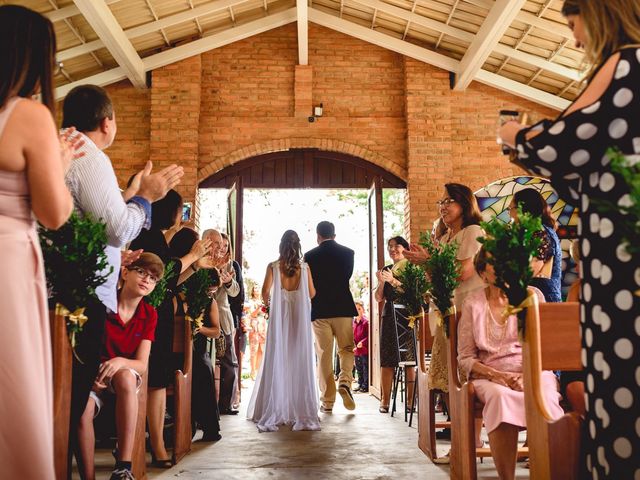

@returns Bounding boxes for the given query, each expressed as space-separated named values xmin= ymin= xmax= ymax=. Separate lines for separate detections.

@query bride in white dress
xmin=247 ymin=230 xmax=321 ymax=432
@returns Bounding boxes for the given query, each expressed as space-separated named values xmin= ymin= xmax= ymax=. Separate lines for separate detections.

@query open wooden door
xmin=227 ymin=177 xmax=244 ymax=264
xmin=368 ymin=176 xmax=384 ymax=399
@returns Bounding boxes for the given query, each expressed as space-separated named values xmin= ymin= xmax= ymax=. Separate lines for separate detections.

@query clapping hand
xmin=191 ymin=238 xmax=212 ymax=260
xmin=219 ymin=268 xmax=234 ymax=285
xmin=59 ymin=127 xmax=85 ymax=171
xmin=137 ymin=162 xmax=185 ymax=202
xmin=403 ymin=244 xmax=430 ymax=265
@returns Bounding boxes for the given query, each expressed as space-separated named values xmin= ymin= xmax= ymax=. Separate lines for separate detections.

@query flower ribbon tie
xmin=56 ymin=303 xmax=89 ymax=363
xmin=502 ymin=295 xmax=536 ymax=320
xmin=407 ymin=314 xmax=421 ymax=329
xmin=187 ymin=314 xmax=205 ymax=337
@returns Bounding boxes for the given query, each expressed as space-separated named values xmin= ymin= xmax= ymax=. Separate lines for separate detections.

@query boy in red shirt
xmin=77 ymin=253 xmax=163 ymax=480
xmin=352 ymin=302 xmax=369 ymax=393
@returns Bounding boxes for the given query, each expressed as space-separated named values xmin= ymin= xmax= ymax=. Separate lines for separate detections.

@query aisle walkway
xmin=147 ymin=384 xmax=530 ymax=480
xmin=151 ymin=388 xmax=449 ymax=480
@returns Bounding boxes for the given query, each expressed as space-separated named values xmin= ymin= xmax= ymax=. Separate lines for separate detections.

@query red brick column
xmin=150 ymin=55 xmax=202 ymax=206
xmin=404 ymin=59 xmax=453 ymax=242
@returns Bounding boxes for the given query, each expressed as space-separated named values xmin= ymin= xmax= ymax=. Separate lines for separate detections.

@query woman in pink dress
xmin=457 ymin=248 xmax=564 ymax=480
xmin=0 ymin=6 xmax=76 ymax=478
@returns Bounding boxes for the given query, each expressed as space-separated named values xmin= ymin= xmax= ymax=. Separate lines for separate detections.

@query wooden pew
xmin=171 ymin=315 xmax=193 ymax=464
xmin=416 ymin=313 xmax=450 ymax=460
xmin=132 ymin=371 xmax=149 ymax=480
xmin=50 ymin=309 xmax=72 ymax=480
xmin=447 ymin=311 xmax=528 ymax=479
xmin=522 ymin=300 xmax=582 ymax=480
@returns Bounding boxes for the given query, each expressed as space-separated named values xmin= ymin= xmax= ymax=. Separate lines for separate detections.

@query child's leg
xmin=77 ymin=395 xmax=98 ymax=480
xmin=362 ymin=356 xmax=369 ymax=391
xmin=111 ymin=369 xmax=139 ymax=462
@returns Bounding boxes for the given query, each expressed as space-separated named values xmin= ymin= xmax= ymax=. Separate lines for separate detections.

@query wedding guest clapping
xmin=0 ymin=5 xmax=77 ymax=477
xmin=374 ymin=236 xmax=414 ymax=412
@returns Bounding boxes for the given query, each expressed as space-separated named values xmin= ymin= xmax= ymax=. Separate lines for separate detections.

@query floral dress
xmin=515 ymin=47 xmax=640 ymax=479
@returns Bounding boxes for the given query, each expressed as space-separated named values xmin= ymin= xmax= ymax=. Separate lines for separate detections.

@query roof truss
xmin=49 ymin=0 xmax=582 ymax=110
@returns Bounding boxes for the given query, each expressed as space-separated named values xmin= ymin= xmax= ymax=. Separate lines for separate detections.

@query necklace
xmin=485 ymin=298 xmax=509 ymax=348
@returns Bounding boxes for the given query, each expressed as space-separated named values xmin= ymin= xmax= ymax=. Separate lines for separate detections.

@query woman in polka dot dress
xmin=498 ymin=1 xmax=640 ymax=478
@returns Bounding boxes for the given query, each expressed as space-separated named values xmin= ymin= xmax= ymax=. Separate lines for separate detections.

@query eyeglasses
xmin=128 ymin=267 xmax=159 ymax=283
xmin=436 ymin=198 xmax=457 ymax=207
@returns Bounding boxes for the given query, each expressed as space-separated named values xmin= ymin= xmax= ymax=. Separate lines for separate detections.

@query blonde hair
xmin=564 ymin=0 xmax=640 ymax=80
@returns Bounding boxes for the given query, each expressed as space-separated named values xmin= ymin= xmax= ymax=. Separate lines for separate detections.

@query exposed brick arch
xmin=198 ymin=138 xmax=407 ymax=183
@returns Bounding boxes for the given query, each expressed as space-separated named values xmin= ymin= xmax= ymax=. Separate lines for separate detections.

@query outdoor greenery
xmin=419 ymin=232 xmax=460 ymax=337
xmin=478 ymin=207 xmax=542 ymax=336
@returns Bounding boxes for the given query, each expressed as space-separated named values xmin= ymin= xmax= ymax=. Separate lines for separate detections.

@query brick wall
xmin=104 ymin=23 xmax=555 ymax=239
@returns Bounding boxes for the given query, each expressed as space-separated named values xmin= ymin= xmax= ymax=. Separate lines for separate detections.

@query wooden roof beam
xmin=72 ymin=0 xmax=146 ymax=89
xmin=297 ymin=0 xmax=309 ymax=65
xmin=308 ymin=8 xmax=459 ymax=72
xmin=46 ymin=0 xmax=121 ymax=23
xmin=58 ymin=0 xmax=252 ymax=62
xmin=453 ymin=0 xmax=527 ymax=91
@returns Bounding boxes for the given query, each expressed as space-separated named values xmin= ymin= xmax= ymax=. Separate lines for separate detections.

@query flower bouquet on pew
xmin=145 ymin=259 xmax=177 ymax=308
xmin=477 ymin=208 xmax=542 ymax=338
xmin=394 ymin=261 xmax=429 ymax=330
xmin=181 ymin=267 xmax=219 ymax=338
xmin=418 ymin=232 xmax=460 ymax=337
xmin=39 ymin=212 xmax=111 ymax=358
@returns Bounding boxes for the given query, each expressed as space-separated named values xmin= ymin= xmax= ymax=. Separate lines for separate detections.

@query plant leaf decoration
xmin=145 ymin=260 xmax=177 ymax=308
xmin=394 ymin=261 xmax=429 ymax=328
xmin=478 ymin=207 xmax=542 ymax=336
xmin=419 ymin=232 xmax=460 ymax=337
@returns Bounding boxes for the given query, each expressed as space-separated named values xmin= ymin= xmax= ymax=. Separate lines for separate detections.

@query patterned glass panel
xmin=475 ymin=176 xmax=580 ymax=299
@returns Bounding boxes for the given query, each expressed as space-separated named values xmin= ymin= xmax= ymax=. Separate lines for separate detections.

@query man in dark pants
xmin=229 ymin=259 xmax=245 ymax=406
xmin=304 ymin=221 xmax=358 ymax=413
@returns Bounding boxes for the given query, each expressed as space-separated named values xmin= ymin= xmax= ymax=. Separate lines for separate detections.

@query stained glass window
xmin=474 ymin=176 xmax=580 ymax=298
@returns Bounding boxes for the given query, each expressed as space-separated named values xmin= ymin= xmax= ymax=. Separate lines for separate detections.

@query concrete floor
xmin=87 ymin=383 xmax=531 ymax=479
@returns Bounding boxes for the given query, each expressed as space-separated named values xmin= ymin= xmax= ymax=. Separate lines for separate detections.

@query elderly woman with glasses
xmin=405 ymin=183 xmax=486 ymax=462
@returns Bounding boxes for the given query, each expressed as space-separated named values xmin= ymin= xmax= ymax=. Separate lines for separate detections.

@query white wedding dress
xmin=247 ymin=261 xmax=321 ymax=432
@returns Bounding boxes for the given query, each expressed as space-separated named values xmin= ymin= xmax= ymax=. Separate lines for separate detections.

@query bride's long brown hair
xmin=278 ymin=230 xmax=302 ymax=277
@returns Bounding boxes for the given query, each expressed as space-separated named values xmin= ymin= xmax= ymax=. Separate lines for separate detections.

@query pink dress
xmin=457 ymin=288 xmax=564 ymax=433
xmin=0 ymin=98 xmax=55 ymax=477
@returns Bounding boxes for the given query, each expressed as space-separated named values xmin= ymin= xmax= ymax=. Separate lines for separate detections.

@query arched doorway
xmin=198 ymin=148 xmax=406 ymax=398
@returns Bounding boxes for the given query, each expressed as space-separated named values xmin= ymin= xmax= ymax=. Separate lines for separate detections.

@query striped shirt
xmin=64 ymin=132 xmax=150 ymax=312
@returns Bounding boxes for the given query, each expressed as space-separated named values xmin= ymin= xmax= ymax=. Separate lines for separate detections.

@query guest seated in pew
xmin=77 ymin=253 xmax=164 ymax=480
xmin=457 ymin=248 xmax=564 ymax=480
xmin=169 ymin=228 xmax=222 ymax=442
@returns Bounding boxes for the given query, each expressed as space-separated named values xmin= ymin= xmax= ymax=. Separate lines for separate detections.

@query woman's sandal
xmin=379 ymin=405 xmax=390 ymax=413
xmin=150 ymin=451 xmax=173 ymax=469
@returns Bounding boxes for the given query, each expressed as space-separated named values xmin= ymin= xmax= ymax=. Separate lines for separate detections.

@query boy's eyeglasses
xmin=128 ymin=266 xmax=159 ymax=283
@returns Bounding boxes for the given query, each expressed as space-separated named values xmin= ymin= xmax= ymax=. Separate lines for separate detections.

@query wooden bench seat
xmin=522 ymin=300 xmax=582 ymax=480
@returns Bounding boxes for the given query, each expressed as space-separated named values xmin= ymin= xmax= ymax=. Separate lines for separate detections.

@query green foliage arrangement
xmin=182 ymin=268 xmax=215 ymax=337
xmin=145 ymin=260 xmax=177 ymax=308
xmin=394 ymin=261 xmax=429 ymax=329
xmin=594 ymin=148 xmax=640 ymax=259
xmin=419 ymin=232 xmax=460 ymax=337
xmin=478 ymin=207 xmax=542 ymax=336
xmin=39 ymin=212 xmax=112 ymax=352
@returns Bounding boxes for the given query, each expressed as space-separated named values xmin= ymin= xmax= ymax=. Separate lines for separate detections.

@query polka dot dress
xmin=516 ymin=47 xmax=640 ymax=479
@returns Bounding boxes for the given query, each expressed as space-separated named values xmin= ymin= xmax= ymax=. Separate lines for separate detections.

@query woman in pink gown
xmin=457 ymin=248 xmax=564 ymax=480
xmin=0 ymin=6 xmax=76 ymax=478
